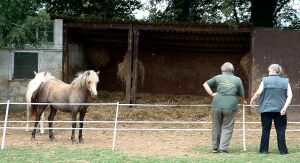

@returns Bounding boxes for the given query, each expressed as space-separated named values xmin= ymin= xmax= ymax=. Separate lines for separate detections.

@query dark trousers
xmin=260 ymin=112 xmax=288 ymax=154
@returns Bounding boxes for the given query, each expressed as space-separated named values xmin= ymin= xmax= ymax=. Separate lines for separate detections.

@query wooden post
xmin=63 ymin=27 xmax=69 ymax=82
xmin=125 ymin=26 xmax=133 ymax=104
xmin=131 ymin=29 xmax=139 ymax=103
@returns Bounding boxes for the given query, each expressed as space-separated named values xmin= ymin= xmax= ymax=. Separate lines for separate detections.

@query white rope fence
xmin=0 ymin=100 xmax=299 ymax=151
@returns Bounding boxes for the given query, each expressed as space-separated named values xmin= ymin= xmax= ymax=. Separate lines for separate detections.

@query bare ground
xmin=1 ymin=92 xmax=299 ymax=156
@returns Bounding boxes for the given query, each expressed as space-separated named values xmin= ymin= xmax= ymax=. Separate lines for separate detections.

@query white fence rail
xmin=1 ymin=101 xmax=299 ymax=151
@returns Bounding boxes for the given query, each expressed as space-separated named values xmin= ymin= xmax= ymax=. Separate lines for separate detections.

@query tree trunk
xmin=174 ymin=0 xmax=193 ymax=21
xmin=250 ymin=0 xmax=277 ymax=27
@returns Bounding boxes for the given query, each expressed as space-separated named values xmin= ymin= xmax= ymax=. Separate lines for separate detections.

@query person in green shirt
xmin=203 ymin=62 xmax=245 ymax=154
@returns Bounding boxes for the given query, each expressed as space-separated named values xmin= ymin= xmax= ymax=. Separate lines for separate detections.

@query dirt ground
xmin=1 ymin=92 xmax=299 ymax=156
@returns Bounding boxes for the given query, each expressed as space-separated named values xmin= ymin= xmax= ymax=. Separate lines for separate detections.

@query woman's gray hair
xmin=268 ymin=64 xmax=283 ymax=76
xmin=221 ymin=62 xmax=234 ymax=73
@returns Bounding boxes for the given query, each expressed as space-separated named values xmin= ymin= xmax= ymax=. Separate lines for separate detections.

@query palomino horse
xmin=26 ymin=71 xmax=55 ymax=133
xmin=31 ymin=70 xmax=99 ymax=143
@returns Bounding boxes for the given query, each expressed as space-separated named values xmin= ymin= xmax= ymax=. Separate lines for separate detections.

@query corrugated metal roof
xmin=62 ymin=17 xmax=252 ymax=54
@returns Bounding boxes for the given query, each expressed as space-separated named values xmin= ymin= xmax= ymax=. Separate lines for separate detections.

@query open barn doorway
xmin=63 ymin=21 xmax=252 ymax=103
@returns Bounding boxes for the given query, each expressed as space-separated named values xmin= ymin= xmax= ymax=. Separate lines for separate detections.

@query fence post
xmin=242 ymin=102 xmax=247 ymax=151
xmin=1 ymin=100 xmax=10 ymax=150
xmin=112 ymin=102 xmax=120 ymax=151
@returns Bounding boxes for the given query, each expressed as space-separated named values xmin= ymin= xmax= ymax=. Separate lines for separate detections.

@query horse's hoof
xmin=79 ymin=139 xmax=84 ymax=144
xmin=31 ymin=137 xmax=35 ymax=141
xmin=71 ymin=138 xmax=77 ymax=144
xmin=50 ymin=138 xmax=56 ymax=142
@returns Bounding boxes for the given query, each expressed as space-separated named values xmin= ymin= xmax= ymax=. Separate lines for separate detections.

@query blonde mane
xmin=71 ymin=71 xmax=88 ymax=88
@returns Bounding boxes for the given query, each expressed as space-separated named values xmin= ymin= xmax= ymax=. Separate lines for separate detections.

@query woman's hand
xmin=250 ymin=98 xmax=256 ymax=108
xmin=211 ymin=92 xmax=218 ymax=97
xmin=280 ymin=108 xmax=287 ymax=115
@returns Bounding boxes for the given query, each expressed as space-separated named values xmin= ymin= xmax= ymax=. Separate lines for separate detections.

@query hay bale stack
xmin=117 ymin=54 xmax=145 ymax=89
xmin=86 ymin=47 xmax=110 ymax=69
xmin=240 ymin=52 xmax=251 ymax=77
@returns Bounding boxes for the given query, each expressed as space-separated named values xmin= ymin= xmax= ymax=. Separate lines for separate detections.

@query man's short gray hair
xmin=221 ymin=62 xmax=234 ymax=73
xmin=268 ymin=64 xmax=283 ymax=76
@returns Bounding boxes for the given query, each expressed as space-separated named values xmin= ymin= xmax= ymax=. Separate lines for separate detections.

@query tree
xmin=249 ymin=0 xmax=292 ymax=27
xmin=148 ymin=0 xmax=299 ymax=28
xmin=40 ymin=0 xmax=142 ymax=20
xmin=0 ymin=0 xmax=50 ymax=48
xmin=148 ymin=0 xmax=222 ymax=22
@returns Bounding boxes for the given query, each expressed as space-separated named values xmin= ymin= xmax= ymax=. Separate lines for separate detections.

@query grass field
xmin=1 ymin=144 xmax=300 ymax=163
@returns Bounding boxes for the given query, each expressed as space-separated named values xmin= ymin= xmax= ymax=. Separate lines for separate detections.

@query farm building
xmin=0 ymin=19 xmax=63 ymax=111
xmin=0 ymin=18 xmax=300 ymax=120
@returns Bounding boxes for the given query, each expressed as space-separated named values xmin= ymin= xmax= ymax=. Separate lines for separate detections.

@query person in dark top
xmin=250 ymin=64 xmax=292 ymax=155
xmin=203 ymin=62 xmax=245 ymax=154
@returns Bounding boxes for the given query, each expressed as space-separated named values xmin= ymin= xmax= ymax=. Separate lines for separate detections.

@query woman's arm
xmin=250 ymin=82 xmax=264 ymax=107
xmin=280 ymin=83 xmax=292 ymax=115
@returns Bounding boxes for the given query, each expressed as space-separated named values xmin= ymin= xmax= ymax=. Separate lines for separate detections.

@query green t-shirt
xmin=206 ymin=72 xmax=245 ymax=110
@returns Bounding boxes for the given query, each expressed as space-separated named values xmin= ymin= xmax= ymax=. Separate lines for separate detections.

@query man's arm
xmin=203 ymin=82 xmax=217 ymax=97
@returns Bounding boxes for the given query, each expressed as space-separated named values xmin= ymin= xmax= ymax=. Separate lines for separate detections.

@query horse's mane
xmin=71 ymin=71 xmax=88 ymax=88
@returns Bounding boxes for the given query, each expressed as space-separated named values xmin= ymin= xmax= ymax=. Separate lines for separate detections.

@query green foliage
xmin=148 ymin=0 xmax=251 ymax=24
xmin=0 ymin=0 xmax=50 ymax=48
xmin=276 ymin=4 xmax=300 ymax=29
xmin=148 ymin=0 xmax=300 ymax=29
xmin=41 ymin=0 xmax=142 ymax=20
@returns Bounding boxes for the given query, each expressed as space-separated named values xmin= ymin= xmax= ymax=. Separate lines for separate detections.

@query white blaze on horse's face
xmin=86 ymin=71 xmax=99 ymax=97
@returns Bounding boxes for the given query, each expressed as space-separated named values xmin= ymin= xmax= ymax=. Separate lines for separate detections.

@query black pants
xmin=260 ymin=112 xmax=288 ymax=154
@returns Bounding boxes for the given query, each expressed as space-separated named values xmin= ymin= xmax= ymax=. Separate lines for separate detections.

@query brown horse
xmin=31 ymin=70 xmax=99 ymax=143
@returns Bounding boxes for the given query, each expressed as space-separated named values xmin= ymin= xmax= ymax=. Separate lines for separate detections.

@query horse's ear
xmin=34 ymin=71 xmax=38 ymax=76
xmin=44 ymin=71 xmax=47 ymax=76
xmin=97 ymin=71 xmax=100 ymax=75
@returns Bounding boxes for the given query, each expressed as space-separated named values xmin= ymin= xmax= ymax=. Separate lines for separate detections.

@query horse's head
xmin=85 ymin=70 xmax=100 ymax=97
xmin=34 ymin=71 xmax=55 ymax=82
xmin=44 ymin=72 xmax=55 ymax=80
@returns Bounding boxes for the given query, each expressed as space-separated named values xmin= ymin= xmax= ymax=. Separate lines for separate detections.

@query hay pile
xmin=117 ymin=54 xmax=145 ymax=88
xmin=240 ymin=52 xmax=250 ymax=77
xmin=86 ymin=47 xmax=110 ymax=70
xmin=88 ymin=91 xmax=213 ymax=122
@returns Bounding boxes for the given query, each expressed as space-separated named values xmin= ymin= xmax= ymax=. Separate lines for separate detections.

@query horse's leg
xmin=48 ymin=106 xmax=57 ymax=142
xmin=31 ymin=106 xmax=45 ymax=141
xmin=71 ymin=112 xmax=77 ymax=144
xmin=39 ymin=112 xmax=45 ymax=134
xmin=78 ymin=109 xmax=87 ymax=143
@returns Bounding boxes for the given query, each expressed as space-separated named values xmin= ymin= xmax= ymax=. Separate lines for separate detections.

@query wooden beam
xmin=131 ymin=29 xmax=140 ymax=104
xmin=125 ymin=26 xmax=133 ymax=104
xmin=65 ymin=23 xmax=130 ymax=30
xmin=63 ymin=27 xmax=69 ymax=82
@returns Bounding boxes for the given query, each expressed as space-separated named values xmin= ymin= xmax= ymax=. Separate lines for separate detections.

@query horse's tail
xmin=30 ymin=82 xmax=43 ymax=117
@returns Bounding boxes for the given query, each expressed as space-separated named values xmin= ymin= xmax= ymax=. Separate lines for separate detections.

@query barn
xmin=0 ymin=18 xmax=300 ymax=120
xmin=63 ymin=18 xmax=252 ymax=102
